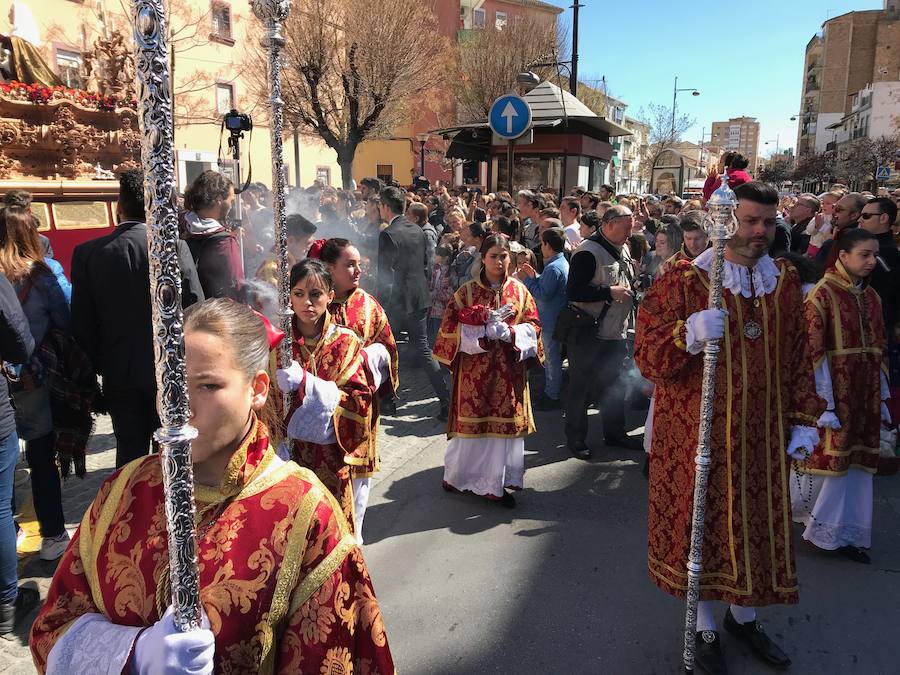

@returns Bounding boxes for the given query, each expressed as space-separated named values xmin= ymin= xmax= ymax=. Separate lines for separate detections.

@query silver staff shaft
xmin=682 ymin=177 xmax=737 ymax=672
xmin=131 ymin=0 xmax=201 ymax=631
xmin=252 ymin=0 xmax=293 ymax=410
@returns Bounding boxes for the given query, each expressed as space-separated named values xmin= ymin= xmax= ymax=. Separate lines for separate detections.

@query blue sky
xmin=545 ymin=0 xmax=883 ymax=157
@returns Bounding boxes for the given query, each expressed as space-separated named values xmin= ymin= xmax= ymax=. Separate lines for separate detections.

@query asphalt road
xmin=364 ymin=379 xmax=900 ymax=675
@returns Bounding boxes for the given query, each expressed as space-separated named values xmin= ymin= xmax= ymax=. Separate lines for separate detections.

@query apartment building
xmin=796 ymin=1 xmax=900 ymax=156
xmin=710 ymin=117 xmax=761 ymax=174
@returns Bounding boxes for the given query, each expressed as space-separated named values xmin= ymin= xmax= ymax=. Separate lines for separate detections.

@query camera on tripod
xmin=223 ymin=109 xmax=252 ymax=134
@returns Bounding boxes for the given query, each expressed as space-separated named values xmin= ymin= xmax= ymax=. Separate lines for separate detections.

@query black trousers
xmin=105 ymin=387 xmax=160 ymax=468
xmin=388 ymin=307 xmax=448 ymax=406
xmin=564 ymin=337 xmax=628 ymax=445
xmin=25 ymin=433 xmax=65 ymax=538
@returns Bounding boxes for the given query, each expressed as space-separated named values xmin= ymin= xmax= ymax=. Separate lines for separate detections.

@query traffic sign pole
xmin=507 ymin=140 xmax=514 ymax=196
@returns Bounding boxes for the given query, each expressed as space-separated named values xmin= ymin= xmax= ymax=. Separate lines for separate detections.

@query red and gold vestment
xmin=804 ymin=262 xmax=886 ymax=476
xmin=330 ymin=287 xmax=399 ymax=478
xmin=635 ymin=258 xmax=823 ymax=606
xmin=289 ymin=314 xmax=373 ymax=532
xmin=432 ymin=276 xmax=542 ymax=439
xmin=30 ymin=419 xmax=394 ymax=674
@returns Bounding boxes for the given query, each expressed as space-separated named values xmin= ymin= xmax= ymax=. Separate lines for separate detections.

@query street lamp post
xmin=764 ymin=134 xmax=780 ymax=156
xmin=672 ymin=75 xmax=700 ymax=138
xmin=416 ymin=132 xmax=429 ymax=179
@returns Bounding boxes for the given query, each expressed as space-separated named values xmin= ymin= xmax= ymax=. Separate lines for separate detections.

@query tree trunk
xmin=337 ymin=145 xmax=357 ymax=189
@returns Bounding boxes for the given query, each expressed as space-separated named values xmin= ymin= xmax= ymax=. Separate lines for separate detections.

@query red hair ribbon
xmin=307 ymin=238 xmax=328 ymax=260
xmin=251 ymin=309 xmax=286 ymax=351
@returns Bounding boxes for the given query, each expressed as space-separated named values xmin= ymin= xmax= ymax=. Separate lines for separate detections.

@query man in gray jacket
xmin=564 ymin=205 xmax=641 ymax=459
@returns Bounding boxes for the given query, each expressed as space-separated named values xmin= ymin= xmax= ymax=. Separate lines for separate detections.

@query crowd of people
xmin=0 ymin=153 xmax=897 ymax=672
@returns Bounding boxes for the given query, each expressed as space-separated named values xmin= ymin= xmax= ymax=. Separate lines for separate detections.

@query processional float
xmin=128 ymin=0 xmax=293 ymax=631
xmin=681 ymin=178 xmax=739 ymax=672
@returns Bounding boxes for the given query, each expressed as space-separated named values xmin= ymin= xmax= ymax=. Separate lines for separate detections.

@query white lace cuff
xmin=46 ymin=612 xmax=141 ymax=675
xmin=881 ymin=370 xmax=890 ymax=401
xmin=363 ymin=342 xmax=390 ymax=392
xmin=788 ymin=425 xmax=820 ymax=458
xmin=459 ymin=324 xmax=487 ymax=355
xmin=511 ymin=323 xmax=538 ymax=361
xmin=286 ymin=375 xmax=339 ymax=445
xmin=814 ymin=360 xmax=836 ymax=409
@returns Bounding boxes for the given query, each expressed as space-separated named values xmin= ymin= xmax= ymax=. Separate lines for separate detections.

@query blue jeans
xmin=542 ymin=333 xmax=563 ymax=400
xmin=0 ymin=431 xmax=20 ymax=603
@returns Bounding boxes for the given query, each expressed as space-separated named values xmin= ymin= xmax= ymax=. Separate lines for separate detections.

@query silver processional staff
xmin=682 ymin=177 xmax=738 ymax=673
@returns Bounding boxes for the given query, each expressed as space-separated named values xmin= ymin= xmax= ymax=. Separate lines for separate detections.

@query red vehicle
xmin=1 ymin=180 xmax=119 ymax=277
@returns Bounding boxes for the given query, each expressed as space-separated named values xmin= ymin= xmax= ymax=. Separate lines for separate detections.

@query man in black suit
xmin=71 ymin=169 xmax=204 ymax=467
xmin=377 ymin=186 xmax=449 ymax=418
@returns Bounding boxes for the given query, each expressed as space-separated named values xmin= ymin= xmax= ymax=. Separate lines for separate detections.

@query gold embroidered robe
xmin=432 ymin=276 xmax=542 ymax=438
xmin=804 ymin=262 xmax=886 ymax=475
xmin=635 ymin=259 xmax=823 ymax=606
xmin=330 ymin=287 xmax=399 ymax=478
xmin=289 ymin=315 xmax=372 ymax=531
xmin=29 ymin=420 xmax=395 ymax=674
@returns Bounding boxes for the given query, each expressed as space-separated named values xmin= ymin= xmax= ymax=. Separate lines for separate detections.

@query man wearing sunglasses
xmin=860 ymin=197 xmax=900 ymax=334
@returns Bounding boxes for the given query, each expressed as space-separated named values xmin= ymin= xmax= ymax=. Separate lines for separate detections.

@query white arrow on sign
xmin=501 ymin=101 xmax=518 ymax=134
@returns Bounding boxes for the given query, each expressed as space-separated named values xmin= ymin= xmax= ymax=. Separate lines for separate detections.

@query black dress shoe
xmin=499 ymin=491 xmax=516 ymax=508
xmin=567 ymin=440 xmax=591 ymax=460
xmin=605 ymin=435 xmax=644 ymax=451
xmin=837 ymin=545 xmax=871 ymax=564
xmin=723 ymin=608 xmax=790 ymax=669
xmin=694 ymin=630 xmax=728 ymax=675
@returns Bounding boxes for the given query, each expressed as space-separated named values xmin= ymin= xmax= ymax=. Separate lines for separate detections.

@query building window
xmin=315 ymin=166 xmax=331 ymax=186
xmin=472 ymin=8 xmax=485 ymax=29
xmin=215 ymin=83 xmax=234 ymax=115
xmin=376 ymin=164 xmax=393 ymax=184
xmin=495 ymin=11 xmax=507 ymax=30
xmin=211 ymin=2 xmax=233 ymax=41
xmin=56 ymin=49 xmax=83 ymax=89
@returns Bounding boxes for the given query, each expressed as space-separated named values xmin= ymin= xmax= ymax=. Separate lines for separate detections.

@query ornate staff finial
xmin=681 ymin=175 xmax=738 ymax=673
xmin=131 ymin=0 xmax=201 ymax=632
xmin=252 ymin=0 xmax=293 ymax=408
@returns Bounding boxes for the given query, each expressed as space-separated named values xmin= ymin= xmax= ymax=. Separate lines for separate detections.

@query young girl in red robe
xmin=792 ymin=228 xmax=891 ymax=563
xmin=30 ymin=298 xmax=394 ymax=674
xmin=433 ymin=234 xmax=542 ymax=508
xmin=319 ymin=238 xmax=398 ymax=543
xmin=277 ymin=259 xmax=373 ymax=536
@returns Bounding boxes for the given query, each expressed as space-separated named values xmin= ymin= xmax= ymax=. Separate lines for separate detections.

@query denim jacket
xmin=14 ymin=258 xmax=71 ymax=349
xmin=523 ymin=252 xmax=569 ymax=336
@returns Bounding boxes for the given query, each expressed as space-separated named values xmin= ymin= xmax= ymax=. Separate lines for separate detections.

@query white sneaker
xmin=39 ymin=531 xmax=71 ymax=561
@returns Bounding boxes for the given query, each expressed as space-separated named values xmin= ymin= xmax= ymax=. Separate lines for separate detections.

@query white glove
xmin=684 ymin=308 xmax=727 ymax=354
xmin=687 ymin=308 xmax=726 ymax=342
xmin=786 ymin=426 xmax=819 ymax=460
xmin=817 ymin=411 xmax=841 ymax=430
xmin=882 ymin=402 xmax=893 ymax=426
xmin=276 ymin=360 xmax=305 ymax=393
xmin=485 ymin=320 xmax=512 ymax=342
xmin=132 ymin=606 xmax=215 ymax=675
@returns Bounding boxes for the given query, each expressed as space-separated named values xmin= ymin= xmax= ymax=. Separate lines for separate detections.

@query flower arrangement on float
xmin=0 ymin=80 xmax=135 ymax=111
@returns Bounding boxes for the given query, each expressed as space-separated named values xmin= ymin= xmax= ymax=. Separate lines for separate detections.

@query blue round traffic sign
xmin=489 ymin=95 xmax=532 ymax=140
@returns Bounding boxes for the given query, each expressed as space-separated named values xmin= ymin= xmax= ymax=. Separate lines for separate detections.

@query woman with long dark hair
xmin=0 ymin=206 xmax=70 ymax=561
xmin=277 ymin=259 xmax=374 ymax=533
xmin=319 ymin=239 xmax=398 ymax=542
xmin=433 ymin=234 xmax=543 ymax=507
